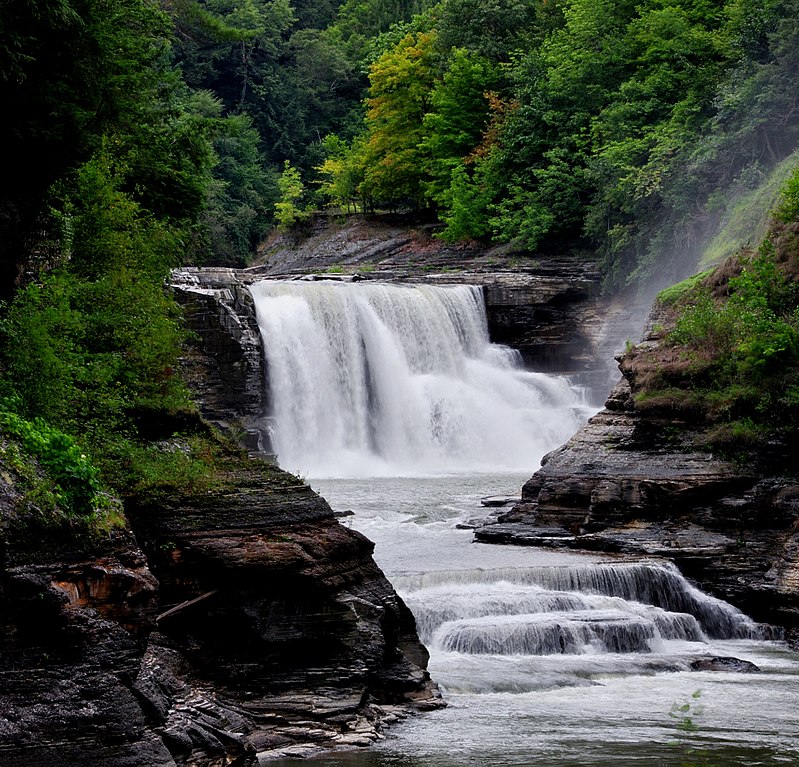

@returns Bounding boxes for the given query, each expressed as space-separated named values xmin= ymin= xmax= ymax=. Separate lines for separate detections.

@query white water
xmin=250 ymin=282 xmax=799 ymax=766
xmin=250 ymin=280 xmax=592 ymax=477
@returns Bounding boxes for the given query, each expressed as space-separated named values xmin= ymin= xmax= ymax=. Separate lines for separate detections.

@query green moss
xmin=633 ymin=387 xmax=707 ymax=414
xmin=701 ymin=150 xmax=799 ymax=268
xmin=656 ymin=270 xmax=713 ymax=306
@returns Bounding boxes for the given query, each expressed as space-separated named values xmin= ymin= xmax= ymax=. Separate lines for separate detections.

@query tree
xmin=359 ymin=30 xmax=439 ymax=208
xmin=274 ymin=160 xmax=310 ymax=229
xmin=0 ymin=0 xmax=180 ymax=297
xmin=421 ymin=48 xmax=499 ymax=206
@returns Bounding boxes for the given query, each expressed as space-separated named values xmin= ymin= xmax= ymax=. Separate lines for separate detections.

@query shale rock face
xmin=128 ymin=455 xmax=440 ymax=763
xmin=476 ymin=377 xmax=799 ymax=636
xmin=0 ymin=508 xmax=170 ymax=766
xmin=0 ymin=455 xmax=440 ymax=765
xmin=172 ymin=268 xmax=267 ymax=453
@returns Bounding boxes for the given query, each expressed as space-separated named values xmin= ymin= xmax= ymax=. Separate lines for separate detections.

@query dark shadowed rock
xmin=1 ymin=453 xmax=442 ymax=765
xmin=689 ymin=656 xmax=760 ymax=673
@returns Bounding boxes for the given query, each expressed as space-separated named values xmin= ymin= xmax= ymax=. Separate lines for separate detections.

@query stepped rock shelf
xmin=475 ymin=376 xmax=799 ymax=642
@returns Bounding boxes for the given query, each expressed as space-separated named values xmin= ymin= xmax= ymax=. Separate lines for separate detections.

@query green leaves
xmin=274 ymin=160 xmax=311 ymax=229
xmin=0 ymin=408 xmax=103 ymax=517
xmin=359 ymin=30 xmax=439 ymax=207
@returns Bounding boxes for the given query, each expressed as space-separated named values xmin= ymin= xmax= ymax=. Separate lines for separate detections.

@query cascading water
xmin=251 ymin=281 xmax=799 ymax=766
xmin=250 ymin=280 xmax=591 ymax=477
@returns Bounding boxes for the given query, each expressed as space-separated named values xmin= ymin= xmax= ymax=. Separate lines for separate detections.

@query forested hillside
xmin=2 ymin=0 xmax=799 ymax=529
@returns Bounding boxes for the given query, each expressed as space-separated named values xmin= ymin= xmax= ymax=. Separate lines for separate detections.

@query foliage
xmin=202 ymin=105 xmax=279 ymax=265
xmin=670 ymin=241 xmax=799 ymax=375
xmin=274 ymin=160 xmax=311 ymax=229
xmin=656 ymin=271 xmax=714 ymax=305
xmin=669 ymin=690 xmax=714 ymax=767
xmin=0 ymin=405 xmax=115 ymax=522
xmin=316 ymin=135 xmax=366 ymax=212
xmin=639 ymin=230 xmax=799 ymax=452
xmin=776 ymin=161 xmax=799 ymax=223
xmin=358 ymin=30 xmax=440 ymax=208
xmin=420 ymin=48 xmax=499 ymax=207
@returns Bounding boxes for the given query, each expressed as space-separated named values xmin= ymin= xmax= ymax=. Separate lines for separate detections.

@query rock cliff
xmin=1 ymin=394 xmax=440 ymax=762
xmin=475 ymin=376 xmax=799 ymax=641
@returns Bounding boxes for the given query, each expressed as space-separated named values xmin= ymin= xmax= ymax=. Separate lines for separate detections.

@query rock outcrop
xmin=475 ymin=376 xmax=799 ymax=639
xmin=172 ymin=268 xmax=268 ymax=453
xmin=1 ymin=371 xmax=440 ymax=763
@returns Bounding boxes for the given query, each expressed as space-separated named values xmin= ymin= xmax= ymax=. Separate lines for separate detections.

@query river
xmin=305 ymin=474 xmax=799 ymax=767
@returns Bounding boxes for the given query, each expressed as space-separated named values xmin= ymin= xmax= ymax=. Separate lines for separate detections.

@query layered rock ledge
xmin=1 ymin=451 xmax=441 ymax=766
xmin=172 ymin=238 xmax=625 ymax=414
xmin=475 ymin=377 xmax=799 ymax=638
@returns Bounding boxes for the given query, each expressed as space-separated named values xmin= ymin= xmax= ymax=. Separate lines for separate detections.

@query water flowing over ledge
xmin=250 ymin=280 xmax=593 ymax=478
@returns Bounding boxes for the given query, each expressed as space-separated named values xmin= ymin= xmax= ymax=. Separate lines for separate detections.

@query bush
xmin=0 ymin=407 xmax=103 ymax=517
xmin=662 ymin=237 xmax=799 ymax=445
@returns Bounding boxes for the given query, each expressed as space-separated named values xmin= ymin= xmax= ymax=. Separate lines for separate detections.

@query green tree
xmin=421 ymin=48 xmax=499 ymax=206
xmin=359 ymin=30 xmax=440 ymax=208
xmin=316 ymin=135 xmax=367 ymax=212
xmin=274 ymin=160 xmax=310 ymax=229
xmin=0 ymin=0 xmax=182 ymax=297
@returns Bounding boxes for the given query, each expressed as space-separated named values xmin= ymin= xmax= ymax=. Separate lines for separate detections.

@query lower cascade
xmin=399 ymin=561 xmax=759 ymax=654
xmin=250 ymin=280 xmax=592 ymax=477
xmin=251 ymin=280 xmax=799 ymax=764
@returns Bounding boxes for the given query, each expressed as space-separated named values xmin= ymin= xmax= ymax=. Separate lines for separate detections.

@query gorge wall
xmin=0 ymin=448 xmax=441 ymax=765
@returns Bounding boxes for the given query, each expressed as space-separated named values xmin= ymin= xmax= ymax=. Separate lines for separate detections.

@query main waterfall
xmin=250 ymin=280 xmax=591 ymax=477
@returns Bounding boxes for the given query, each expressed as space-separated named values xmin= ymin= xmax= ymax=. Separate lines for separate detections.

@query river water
xmin=307 ymin=474 xmax=799 ymax=767
xmin=251 ymin=280 xmax=799 ymax=766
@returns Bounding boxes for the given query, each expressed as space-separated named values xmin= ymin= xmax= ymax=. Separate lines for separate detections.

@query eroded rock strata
xmin=1 ymin=443 xmax=439 ymax=765
xmin=475 ymin=376 xmax=799 ymax=638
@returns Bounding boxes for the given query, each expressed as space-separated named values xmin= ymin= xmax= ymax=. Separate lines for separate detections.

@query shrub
xmin=0 ymin=407 xmax=103 ymax=517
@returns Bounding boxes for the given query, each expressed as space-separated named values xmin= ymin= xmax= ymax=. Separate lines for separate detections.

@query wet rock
xmin=172 ymin=268 xmax=268 ymax=452
xmin=475 ymin=376 xmax=799 ymax=633
xmin=480 ymin=495 xmax=521 ymax=507
xmin=689 ymin=656 xmax=760 ymax=673
xmin=1 ymin=425 xmax=442 ymax=764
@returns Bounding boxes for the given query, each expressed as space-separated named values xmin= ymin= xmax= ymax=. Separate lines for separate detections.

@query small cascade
xmin=395 ymin=561 xmax=759 ymax=640
xmin=249 ymin=280 xmax=592 ymax=477
xmin=435 ymin=611 xmax=658 ymax=655
xmin=407 ymin=582 xmax=708 ymax=647
xmin=397 ymin=561 xmax=759 ymax=675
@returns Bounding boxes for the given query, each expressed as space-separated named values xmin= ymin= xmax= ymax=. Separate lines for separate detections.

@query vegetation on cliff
xmin=291 ymin=0 xmax=799 ymax=290
xmin=621 ymin=169 xmax=799 ymax=460
xmin=0 ymin=0 xmax=244 ymax=532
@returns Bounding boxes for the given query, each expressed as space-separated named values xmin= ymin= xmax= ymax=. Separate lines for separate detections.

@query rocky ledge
xmin=1 ymin=444 xmax=440 ymax=766
xmin=475 ymin=376 xmax=799 ymax=639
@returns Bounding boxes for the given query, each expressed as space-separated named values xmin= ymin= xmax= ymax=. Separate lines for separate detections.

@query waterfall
xmin=395 ymin=560 xmax=760 ymax=680
xmin=250 ymin=280 xmax=592 ymax=477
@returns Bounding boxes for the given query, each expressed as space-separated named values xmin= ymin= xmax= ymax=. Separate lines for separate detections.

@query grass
xmin=656 ymin=270 xmax=714 ymax=306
